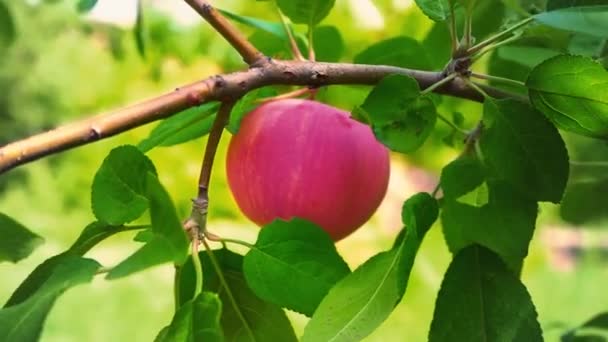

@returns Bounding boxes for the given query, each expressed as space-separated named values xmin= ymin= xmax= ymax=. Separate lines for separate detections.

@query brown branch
xmin=198 ymin=101 xmax=234 ymax=197
xmin=0 ymin=60 xmax=521 ymax=174
xmin=184 ymin=0 xmax=264 ymax=65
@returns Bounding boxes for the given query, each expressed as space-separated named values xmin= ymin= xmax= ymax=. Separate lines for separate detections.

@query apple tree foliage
xmin=2 ymin=0 xmax=608 ymax=341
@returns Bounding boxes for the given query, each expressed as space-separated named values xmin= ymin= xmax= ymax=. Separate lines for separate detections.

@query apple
xmin=226 ymin=98 xmax=390 ymax=241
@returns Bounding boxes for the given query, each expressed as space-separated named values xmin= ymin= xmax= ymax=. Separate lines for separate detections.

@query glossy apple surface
xmin=226 ymin=98 xmax=390 ymax=241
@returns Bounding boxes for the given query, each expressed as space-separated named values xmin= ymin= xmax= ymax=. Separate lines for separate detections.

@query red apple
xmin=226 ymin=98 xmax=390 ymax=241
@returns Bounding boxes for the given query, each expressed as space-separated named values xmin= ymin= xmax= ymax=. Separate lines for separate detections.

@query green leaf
xmin=527 ymin=55 xmax=608 ymax=139
xmin=428 ymin=245 xmax=542 ymax=342
xmin=276 ymin=0 xmax=336 ymax=26
xmin=534 ymin=6 xmax=608 ymax=38
xmin=313 ymin=26 xmax=344 ymax=62
xmin=91 ymin=145 xmax=156 ymax=225
xmin=0 ymin=213 xmax=43 ymax=263
xmin=302 ymin=193 xmax=438 ymax=342
xmin=219 ymin=9 xmax=286 ymax=38
xmin=548 ymin=0 xmax=608 ymax=10
xmin=562 ymin=312 xmax=608 ymax=341
xmin=441 ymin=182 xmax=538 ymax=272
xmin=0 ymin=2 xmax=16 ymax=48
xmin=561 ymin=176 xmax=608 ymax=225
xmin=107 ymin=174 xmax=188 ymax=279
xmin=354 ymin=36 xmax=432 ymax=70
xmin=68 ymin=221 xmax=137 ymax=255
xmin=156 ymin=292 xmax=223 ymax=342
xmin=243 ymin=218 xmax=350 ymax=316
xmin=440 ymin=156 xmax=485 ymax=199
xmin=497 ymin=46 xmax=561 ymax=68
xmin=134 ymin=0 xmax=146 ymax=58
xmin=76 ymin=0 xmax=98 ymax=12
xmin=0 ymin=256 xmax=100 ymax=342
xmin=414 ymin=0 xmax=451 ymax=21
xmin=138 ymin=102 xmax=219 ymax=152
xmin=227 ymin=87 xmax=277 ymax=134
xmin=360 ymin=74 xmax=437 ymax=153
xmin=479 ymin=99 xmax=569 ymax=203
xmin=179 ymin=249 xmax=297 ymax=342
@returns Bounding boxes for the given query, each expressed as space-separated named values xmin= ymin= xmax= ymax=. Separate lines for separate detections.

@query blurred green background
xmin=1 ymin=0 xmax=607 ymax=341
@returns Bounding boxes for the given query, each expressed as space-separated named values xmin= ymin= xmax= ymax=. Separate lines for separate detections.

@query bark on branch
xmin=0 ymin=60 xmax=518 ymax=174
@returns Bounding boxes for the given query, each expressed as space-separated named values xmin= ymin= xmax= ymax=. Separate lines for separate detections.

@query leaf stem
xmin=201 ymin=238 xmax=256 ymax=341
xmin=437 ymin=112 xmax=468 ymax=135
xmin=205 ymin=232 xmax=255 ymax=249
xmin=421 ymin=73 xmax=458 ymax=95
xmin=570 ymin=161 xmax=608 ymax=167
xmin=308 ymin=26 xmax=316 ymax=61
xmin=466 ymin=17 xmax=533 ymax=55
xmin=470 ymin=32 xmax=523 ymax=63
xmin=449 ymin=4 xmax=458 ymax=55
xmin=276 ymin=4 xmax=305 ymax=61
xmin=191 ymin=239 xmax=203 ymax=297
xmin=470 ymin=72 xmax=525 ymax=88
xmin=463 ymin=78 xmax=491 ymax=99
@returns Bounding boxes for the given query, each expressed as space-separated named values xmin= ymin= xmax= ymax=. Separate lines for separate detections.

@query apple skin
xmin=226 ymin=98 xmax=390 ymax=241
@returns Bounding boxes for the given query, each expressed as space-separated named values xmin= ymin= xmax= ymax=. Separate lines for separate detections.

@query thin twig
xmin=184 ymin=0 xmax=264 ymax=65
xmin=308 ymin=27 xmax=316 ymax=61
xmin=205 ymin=232 xmax=255 ymax=248
xmin=466 ymin=17 xmax=534 ymax=55
xmin=276 ymin=4 xmax=305 ymax=61
xmin=0 ymin=61 xmax=522 ymax=174
xmin=421 ymin=73 xmax=458 ymax=95
xmin=255 ymin=87 xmax=312 ymax=103
xmin=198 ymin=101 xmax=235 ymax=195
xmin=437 ymin=113 xmax=468 ymax=135
xmin=470 ymin=72 xmax=526 ymax=88
xmin=470 ymin=32 xmax=523 ymax=63
xmin=449 ymin=3 xmax=458 ymax=55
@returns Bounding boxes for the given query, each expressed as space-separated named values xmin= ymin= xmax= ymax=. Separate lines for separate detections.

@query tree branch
xmin=184 ymin=0 xmax=264 ymax=65
xmin=0 ymin=60 xmax=521 ymax=174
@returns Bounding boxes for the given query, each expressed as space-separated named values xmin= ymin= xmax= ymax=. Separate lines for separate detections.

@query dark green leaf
xmin=0 ymin=2 xmax=16 ymax=47
xmin=156 ymin=292 xmax=223 ymax=342
xmin=414 ymin=0 xmax=451 ymax=21
xmin=179 ymin=249 xmax=297 ymax=342
xmin=480 ymin=99 xmax=569 ymax=203
xmin=227 ymin=87 xmax=277 ymax=134
xmin=0 ymin=257 xmax=100 ymax=342
xmin=107 ymin=174 xmax=188 ymax=279
xmin=91 ymin=145 xmax=156 ymax=225
xmin=68 ymin=221 xmax=135 ymax=255
xmin=428 ymin=245 xmax=542 ymax=342
xmin=441 ymin=182 xmax=538 ymax=272
xmin=76 ymin=0 xmax=98 ymax=12
xmin=243 ymin=218 xmax=350 ymax=316
xmin=302 ymin=193 xmax=438 ymax=342
xmin=527 ymin=55 xmax=608 ymax=138
xmin=4 ymin=222 xmax=136 ymax=307
xmin=134 ymin=0 xmax=146 ymax=58
xmin=138 ymin=102 xmax=219 ymax=152
xmin=497 ymin=45 xmax=561 ymax=68
xmin=313 ymin=26 xmax=344 ymax=62
xmin=360 ymin=74 xmax=437 ymax=153
xmin=354 ymin=36 xmax=432 ymax=70
xmin=548 ymin=0 xmax=608 ymax=10
xmin=440 ymin=156 xmax=485 ymax=199
xmin=0 ymin=213 xmax=43 ymax=263
xmin=535 ymin=6 xmax=608 ymax=38
xmin=276 ymin=0 xmax=336 ymax=26
xmin=561 ymin=176 xmax=608 ymax=225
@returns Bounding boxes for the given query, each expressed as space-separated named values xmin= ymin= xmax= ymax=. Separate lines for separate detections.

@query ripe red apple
xmin=226 ymin=98 xmax=390 ymax=241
